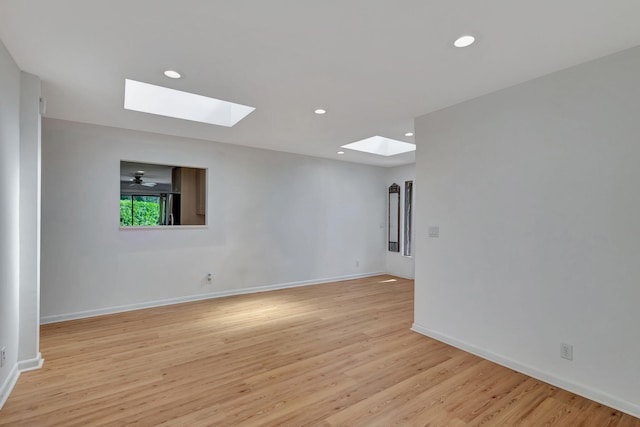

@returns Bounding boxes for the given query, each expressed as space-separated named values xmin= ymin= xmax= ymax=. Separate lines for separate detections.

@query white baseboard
xmin=41 ymin=272 xmax=386 ymax=324
xmin=17 ymin=353 xmax=44 ymax=372
xmin=411 ymin=322 xmax=640 ymax=419
xmin=0 ymin=354 xmax=45 ymax=410
xmin=387 ymin=272 xmax=414 ymax=280
xmin=0 ymin=364 xmax=20 ymax=410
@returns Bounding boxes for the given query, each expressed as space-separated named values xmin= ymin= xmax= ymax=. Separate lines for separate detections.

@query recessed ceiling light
xmin=454 ymin=35 xmax=475 ymax=48
xmin=314 ymin=109 xmax=327 ymax=115
xmin=341 ymin=136 xmax=416 ymax=157
xmin=124 ymin=79 xmax=255 ymax=127
xmin=337 ymin=151 xmax=345 ymax=155
xmin=163 ymin=70 xmax=181 ymax=79
xmin=404 ymin=132 xmax=414 ymax=137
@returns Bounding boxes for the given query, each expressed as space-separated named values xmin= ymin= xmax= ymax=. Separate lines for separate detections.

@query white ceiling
xmin=120 ymin=161 xmax=173 ymax=185
xmin=2 ymin=1 xmax=640 ymax=167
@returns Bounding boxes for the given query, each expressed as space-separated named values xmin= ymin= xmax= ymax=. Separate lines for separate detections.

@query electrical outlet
xmin=1 ymin=347 xmax=6 ymax=368
xmin=207 ymin=273 xmax=213 ymax=283
xmin=560 ymin=343 xmax=573 ymax=361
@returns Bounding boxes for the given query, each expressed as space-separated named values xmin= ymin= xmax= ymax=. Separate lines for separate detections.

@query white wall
xmin=41 ymin=119 xmax=387 ymax=321
xmin=413 ymin=46 xmax=640 ymax=417
xmin=0 ymin=39 xmax=21 ymax=407
xmin=18 ymin=72 xmax=42 ymax=370
xmin=386 ymin=164 xmax=415 ymax=279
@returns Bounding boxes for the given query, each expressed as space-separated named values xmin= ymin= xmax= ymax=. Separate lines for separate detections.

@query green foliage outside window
xmin=120 ymin=196 xmax=161 ymax=226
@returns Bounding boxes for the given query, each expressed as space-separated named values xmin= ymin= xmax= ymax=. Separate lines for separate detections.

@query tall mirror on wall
xmin=120 ymin=161 xmax=206 ymax=227
xmin=388 ymin=183 xmax=400 ymax=252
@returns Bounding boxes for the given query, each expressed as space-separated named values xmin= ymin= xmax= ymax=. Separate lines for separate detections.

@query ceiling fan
xmin=129 ymin=172 xmax=157 ymax=187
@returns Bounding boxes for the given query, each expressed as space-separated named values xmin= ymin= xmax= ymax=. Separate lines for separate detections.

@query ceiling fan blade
xmin=142 ymin=182 xmax=157 ymax=187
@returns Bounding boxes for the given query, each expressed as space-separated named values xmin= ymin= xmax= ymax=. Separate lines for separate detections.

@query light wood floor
xmin=1 ymin=276 xmax=638 ymax=426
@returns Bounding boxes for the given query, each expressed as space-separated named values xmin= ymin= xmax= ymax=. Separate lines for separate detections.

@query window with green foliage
xmin=120 ymin=195 xmax=161 ymax=226
xmin=120 ymin=161 xmax=207 ymax=227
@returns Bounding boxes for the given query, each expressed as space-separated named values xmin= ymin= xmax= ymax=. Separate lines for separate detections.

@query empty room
xmin=1 ymin=1 xmax=640 ymax=425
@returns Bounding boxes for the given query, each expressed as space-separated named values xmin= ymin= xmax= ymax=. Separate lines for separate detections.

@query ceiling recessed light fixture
xmin=454 ymin=35 xmax=476 ymax=48
xmin=404 ymin=132 xmax=414 ymax=137
xmin=337 ymin=151 xmax=345 ymax=155
xmin=341 ymin=136 xmax=416 ymax=157
xmin=124 ymin=79 xmax=255 ymax=127
xmin=163 ymin=70 xmax=181 ymax=79
xmin=314 ymin=108 xmax=327 ymax=115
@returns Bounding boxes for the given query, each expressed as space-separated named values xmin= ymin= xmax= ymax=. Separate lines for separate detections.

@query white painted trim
xmin=0 ymin=364 xmax=20 ymax=410
xmin=387 ymin=272 xmax=414 ymax=280
xmin=17 ymin=352 xmax=43 ymax=372
xmin=119 ymin=225 xmax=208 ymax=231
xmin=411 ymin=322 xmax=640 ymax=419
xmin=0 ymin=354 xmax=45 ymax=410
xmin=41 ymin=272 xmax=385 ymax=324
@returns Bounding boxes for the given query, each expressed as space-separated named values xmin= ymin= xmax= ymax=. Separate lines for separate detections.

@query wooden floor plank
xmin=1 ymin=275 xmax=638 ymax=426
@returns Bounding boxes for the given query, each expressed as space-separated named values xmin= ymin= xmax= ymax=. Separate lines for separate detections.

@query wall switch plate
xmin=560 ymin=343 xmax=573 ymax=361
xmin=0 ymin=347 xmax=6 ymax=368
xmin=428 ymin=226 xmax=440 ymax=238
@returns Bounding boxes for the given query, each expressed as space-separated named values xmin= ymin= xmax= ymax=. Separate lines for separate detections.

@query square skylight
xmin=341 ymin=136 xmax=416 ymax=156
xmin=124 ymin=79 xmax=255 ymax=127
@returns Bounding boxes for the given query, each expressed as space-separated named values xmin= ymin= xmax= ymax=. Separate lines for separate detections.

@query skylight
xmin=124 ymin=79 xmax=255 ymax=127
xmin=341 ymin=136 xmax=416 ymax=156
